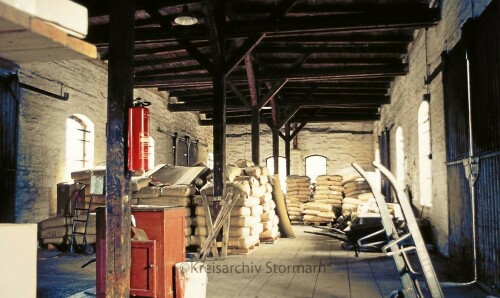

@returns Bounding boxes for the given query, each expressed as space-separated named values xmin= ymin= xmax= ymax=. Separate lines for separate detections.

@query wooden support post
xmin=104 ymin=0 xmax=135 ymax=296
xmin=251 ymin=105 xmax=260 ymax=165
xmin=202 ymin=0 xmax=226 ymax=197
xmin=213 ymin=67 xmax=226 ymax=196
xmin=271 ymin=98 xmax=279 ymax=174
xmin=245 ymin=55 xmax=260 ymax=165
xmin=285 ymin=122 xmax=291 ymax=176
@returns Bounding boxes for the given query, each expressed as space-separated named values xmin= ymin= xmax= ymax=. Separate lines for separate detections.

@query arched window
xmin=418 ymin=101 xmax=432 ymax=206
xmin=395 ymin=127 xmax=405 ymax=188
xmin=305 ymin=155 xmax=327 ymax=183
xmin=266 ymin=156 xmax=287 ymax=192
xmin=148 ymin=136 xmax=155 ymax=171
xmin=66 ymin=114 xmax=94 ymax=180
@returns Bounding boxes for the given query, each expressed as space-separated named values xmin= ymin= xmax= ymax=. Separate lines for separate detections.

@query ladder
xmin=352 ymin=162 xmax=444 ymax=298
xmin=69 ymin=183 xmax=94 ymax=254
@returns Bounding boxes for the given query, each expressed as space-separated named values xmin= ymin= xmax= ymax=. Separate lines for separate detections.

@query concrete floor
xmin=37 ymin=225 xmax=490 ymax=298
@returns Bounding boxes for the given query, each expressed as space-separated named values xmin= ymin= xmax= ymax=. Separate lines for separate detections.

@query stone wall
xmin=226 ymin=121 xmax=374 ymax=177
xmin=15 ymin=59 xmax=211 ymax=223
xmin=374 ymin=0 xmax=493 ymax=256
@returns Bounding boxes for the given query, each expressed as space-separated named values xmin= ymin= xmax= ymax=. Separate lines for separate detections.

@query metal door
xmin=0 ymin=71 xmax=19 ymax=223
xmin=443 ymin=2 xmax=500 ymax=287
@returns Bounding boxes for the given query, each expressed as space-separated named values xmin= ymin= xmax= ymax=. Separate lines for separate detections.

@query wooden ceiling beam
xmin=228 ymin=83 xmax=251 ymax=109
xmin=264 ymin=34 xmax=413 ymax=44
xmin=134 ymin=56 xmax=195 ymax=68
xmin=135 ymin=65 xmax=206 ymax=77
xmin=231 ymin=3 xmax=435 ymax=14
xmin=168 ymin=94 xmax=389 ymax=112
xmin=86 ymin=7 xmax=439 ymax=42
xmin=257 ymin=44 xmax=408 ymax=55
xmin=199 ymin=113 xmax=379 ymax=125
xmin=134 ymin=64 xmax=406 ymax=88
xmin=224 ymin=35 xmax=265 ymax=77
xmin=258 ymin=57 xmax=402 ymax=65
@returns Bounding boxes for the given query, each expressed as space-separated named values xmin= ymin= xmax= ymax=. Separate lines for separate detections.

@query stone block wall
xmin=226 ymin=122 xmax=374 ymax=177
xmin=374 ymin=0 xmax=493 ymax=256
xmin=15 ymin=59 xmax=211 ymax=223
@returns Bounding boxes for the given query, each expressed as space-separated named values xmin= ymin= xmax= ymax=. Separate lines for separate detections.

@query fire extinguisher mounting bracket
xmin=132 ymin=97 xmax=151 ymax=107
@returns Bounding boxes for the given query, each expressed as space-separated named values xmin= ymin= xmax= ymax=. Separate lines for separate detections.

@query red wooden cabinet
xmin=132 ymin=206 xmax=186 ymax=298
xmin=96 ymin=206 xmax=186 ymax=298
xmin=130 ymin=240 xmax=157 ymax=297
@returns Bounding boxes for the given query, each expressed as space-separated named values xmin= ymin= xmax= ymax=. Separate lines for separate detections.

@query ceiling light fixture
xmin=174 ymin=5 xmax=198 ymax=26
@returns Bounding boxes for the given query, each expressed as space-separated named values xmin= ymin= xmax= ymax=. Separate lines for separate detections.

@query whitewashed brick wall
xmin=226 ymin=122 xmax=374 ymax=177
xmin=16 ymin=59 xmax=211 ymax=223
xmin=375 ymin=0 xmax=493 ymax=256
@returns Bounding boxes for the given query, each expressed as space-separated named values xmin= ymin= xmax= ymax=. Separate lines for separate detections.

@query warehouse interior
xmin=0 ymin=0 xmax=499 ymax=297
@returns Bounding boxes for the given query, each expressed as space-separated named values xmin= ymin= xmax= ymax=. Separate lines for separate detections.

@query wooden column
xmin=244 ymin=55 xmax=260 ymax=165
xmin=213 ymin=67 xmax=226 ymax=196
xmin=271 ymin=98 xmax=279 ymax=174
xmin=202 ymin=0 xmax=226 ymax=196
xmin=251 ymin=105 xmax=260 ymax=165
xmin=285 ymin=122 xmax=291 ymax=176
xmin=105 ymin=0 xmax=135 ymax=296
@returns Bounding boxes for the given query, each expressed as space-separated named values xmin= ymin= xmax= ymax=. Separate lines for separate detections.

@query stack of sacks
xmin=285 ymin=175 xmax=312 ymax=202
xmin=341 ymin=177 xmax=372 ymax=217
xmin=38 ymin=213 xmax=96 ymax=247
xmin=131 ymin=184 xmax=195 ymax=207
xmin=240 ymin=165 xmax=280 ymax=241
xmin=302 ymin=202 xmax=336 ymax=224
xmin=191 ymin=182 xmax=261 ymax=252
xmin=285 ymin=197 xmax=304 ymax=223
xmin=313 ymin=175 xmax=345 ymax=214
xmin=184 ymin=208 xmax=193 ymax=247
xmin=343 ymin=177 xmax=372 ymax=199
xmin=71 ymin=167 xmax=107 ymax=212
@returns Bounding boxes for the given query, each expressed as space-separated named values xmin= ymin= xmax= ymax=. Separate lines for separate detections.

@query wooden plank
xmin=0 ymin=2 xmax=97 ymax=62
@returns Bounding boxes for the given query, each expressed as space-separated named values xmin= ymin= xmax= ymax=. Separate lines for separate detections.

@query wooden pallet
xmin=290 ymin=221 xmax=305 ymax=225
xmin=227 ymin=241 xmax=260 ymax=255
xmin=260 ymin=234 xmax=280 ymax=244
xmin=304 ymin=221 xmax=331 ymax=227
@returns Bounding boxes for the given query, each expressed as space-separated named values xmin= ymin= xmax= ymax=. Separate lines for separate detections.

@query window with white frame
xmin=305 ymin=155 xmax=327 ymax=183
xmin=418 ymin=101 xmax=432 ymax=206
xmin=395 ymin=127 xmax=405 ymax=188
xmin=66 ymin=114 xmax=94 ymax=180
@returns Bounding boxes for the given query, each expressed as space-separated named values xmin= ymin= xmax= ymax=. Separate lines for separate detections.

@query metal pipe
xmin=444 ymin=50 xmax=478 ymax=288
xmin=465 ymin=50 xmax=478 ymax=285
xmin=20 ymin=82 xmax=69 ymax=101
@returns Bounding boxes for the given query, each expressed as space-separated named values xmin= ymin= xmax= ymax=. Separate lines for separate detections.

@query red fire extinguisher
xmin=128 ymin=98 xmax=151 ymax=172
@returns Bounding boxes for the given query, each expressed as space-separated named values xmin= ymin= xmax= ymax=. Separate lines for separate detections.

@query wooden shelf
xmin=0 ymin=2 xmax=97 ymax=63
